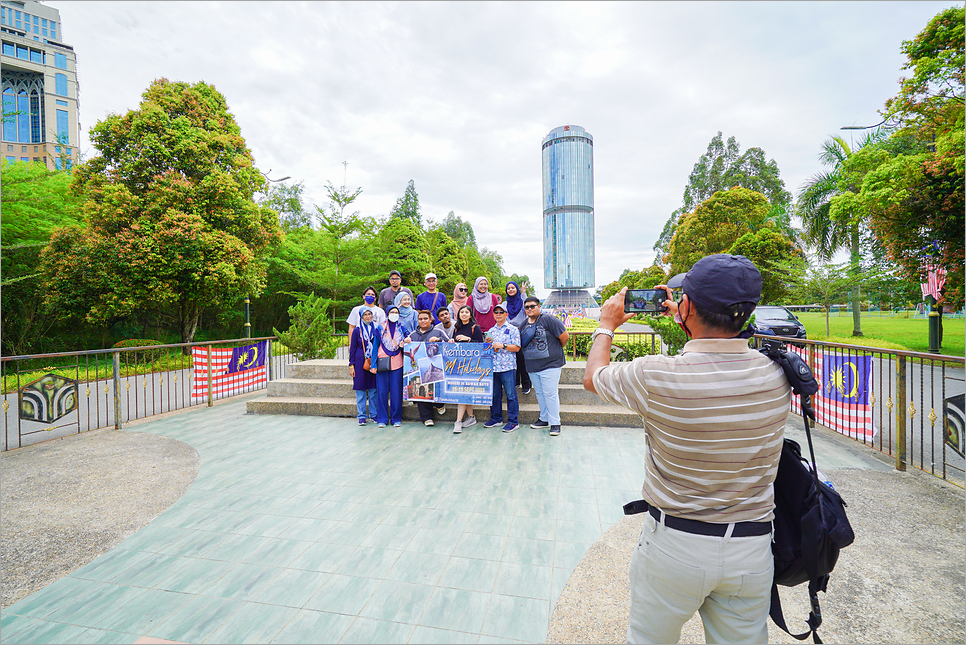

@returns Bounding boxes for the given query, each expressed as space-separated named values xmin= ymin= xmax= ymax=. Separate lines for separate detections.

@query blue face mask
xmin=364 ymin=295 xmax=375 ymax=305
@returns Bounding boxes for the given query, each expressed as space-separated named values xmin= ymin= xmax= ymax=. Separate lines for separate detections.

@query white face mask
xmin=388 ymin=312 xmax=400 ymax=323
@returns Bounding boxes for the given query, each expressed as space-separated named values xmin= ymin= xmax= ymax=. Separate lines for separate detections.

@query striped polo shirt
xmin=592 ymin=338 xmax=790 ymax=523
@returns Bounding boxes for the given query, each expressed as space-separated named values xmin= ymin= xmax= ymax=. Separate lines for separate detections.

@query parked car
xmin=754 ymin=305 xmax=807 ymax=339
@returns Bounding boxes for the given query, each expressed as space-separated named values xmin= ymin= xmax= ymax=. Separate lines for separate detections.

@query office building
xmin=1 ymin=0 xmax=79 ymax=170
xmin=541 ymin=124 xmax=598 ymax=310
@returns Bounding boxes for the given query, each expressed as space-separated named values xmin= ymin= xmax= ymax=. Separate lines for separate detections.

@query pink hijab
xmin=452 ymin=283 xmax=469 ymax=312
xmin=472 ymin=276 xmax=494 ymax=314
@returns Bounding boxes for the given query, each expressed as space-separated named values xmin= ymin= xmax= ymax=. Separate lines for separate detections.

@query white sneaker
xmin=424 ymin=420 xmax=434 ymax=427
xmin=453 ymin=422 xmax=462 ymax=434
xmin=461 ymin=416 xmax=477 ymax=428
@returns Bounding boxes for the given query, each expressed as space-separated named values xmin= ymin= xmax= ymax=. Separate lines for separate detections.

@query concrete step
xmin=285 ymin=358 xmax=594 ymax=383
xmin=266 ymin=379 xmax=604 ymax=405
xmin=246 ymin=396 xmax=643 ymax=428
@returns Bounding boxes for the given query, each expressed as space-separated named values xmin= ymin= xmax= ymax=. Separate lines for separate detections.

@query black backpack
xmin=760 ymin=340 xmax=855 ymax=644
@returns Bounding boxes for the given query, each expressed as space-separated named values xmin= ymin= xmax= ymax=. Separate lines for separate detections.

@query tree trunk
xmin=850 ymin=224 xmax=863 ymax=336
xmin=179 ymin=300 xmax=201 ymax=352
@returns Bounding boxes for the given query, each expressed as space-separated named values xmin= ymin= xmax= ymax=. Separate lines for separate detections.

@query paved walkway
xmin=2 ymin=396 xmax=963 ymax=644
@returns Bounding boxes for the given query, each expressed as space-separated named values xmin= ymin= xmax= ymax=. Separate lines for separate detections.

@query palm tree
xmin=797 ymin=132 xmax=884 ymax=336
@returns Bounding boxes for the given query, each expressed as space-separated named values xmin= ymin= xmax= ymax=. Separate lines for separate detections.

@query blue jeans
xmin=355 ymin=388 xmax=376 ymax=420
xmin=489 ymin=369 xmax=518 ymax=424
xmin=375 ymin=369 xmax=403 ymax=425
xmin=530 ymin=366 xmax=561 ymax=426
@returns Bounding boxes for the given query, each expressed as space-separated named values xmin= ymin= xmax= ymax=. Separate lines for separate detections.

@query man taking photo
xmin=582 ymin=254 xmax=790 ymax=644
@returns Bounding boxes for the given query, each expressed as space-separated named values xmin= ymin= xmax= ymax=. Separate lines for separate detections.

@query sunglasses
xmin=524 ymin=304 xmax=538 ymax=310
xmin=458 ymin=288 xmax=467 ymax=292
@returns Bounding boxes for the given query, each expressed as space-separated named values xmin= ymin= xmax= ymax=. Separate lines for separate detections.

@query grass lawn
xmin=796 ymin=312 xmax=965 ymax=357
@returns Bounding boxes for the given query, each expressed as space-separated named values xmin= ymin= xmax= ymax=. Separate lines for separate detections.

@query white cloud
xmin=57 ymin=0 xmax=951 ymax=297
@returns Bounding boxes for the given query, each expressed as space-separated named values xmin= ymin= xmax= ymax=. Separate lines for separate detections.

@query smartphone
xmin=624 ymin=289 xmax=669 ymax=314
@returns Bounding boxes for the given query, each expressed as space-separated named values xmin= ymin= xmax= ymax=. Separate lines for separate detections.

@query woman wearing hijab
xmin=349 ymin=307 xmax=378 ymax=425
xmin=505 ymin=280 xmax=532 ymax=394
xmin=451 ymin=305 xmax=484 ymax=434
xmin=471 ymin=276 xmax=502 ymax=332
xmin=346 ymin=286 xmax=386 ymax=338
xmin=369 ymin=305 xmax=405 ymax=427
xmin=448 ymin=282 xmax=469 ymax=320
xmin=394 ymin=291 xmax=418 ymax=337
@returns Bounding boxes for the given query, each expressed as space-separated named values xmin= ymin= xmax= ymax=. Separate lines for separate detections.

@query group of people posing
xmin=347 ymin=270 xmax=570 ymax=435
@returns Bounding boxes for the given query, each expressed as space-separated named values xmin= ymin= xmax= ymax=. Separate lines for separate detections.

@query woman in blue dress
xmin=369 ymin=305 xmax=405 ymax=427
xmin=348 ymin=307 xmax=378 ymax=425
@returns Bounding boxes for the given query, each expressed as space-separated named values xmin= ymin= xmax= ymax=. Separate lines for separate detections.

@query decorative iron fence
xmin=752 ymin=335 xmax=965 ymax=487
xmin=1 ymin=337 xmax=299 ymax=451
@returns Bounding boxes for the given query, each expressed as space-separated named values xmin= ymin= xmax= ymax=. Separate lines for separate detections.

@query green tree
xmin=425 ymin=228 xmax=467 ymax=297
xmin=666 ymin=187 xmax=771 ymax=274
xmin=440 ymin=211 xmax=477 ymax=248
xmin=730 ymin=228 xmax=802 ymax=304
xmin=0 ymin=160 xmax=84 ymax=354
xmin=655 ymin=132 xmax=792 ymax=261
xmin=272 ymin=293 xmax=337 ymax=360
xmin=260 ymin=180 xmax=310 ymax=231
xmin=390 ymin=179 xmax=421 ymax=227
xmin=776 ymin=258 xmax=863 ymax=337
xmin=379 ymin=215 xmax=431 ymax=288
xmin=41 ymin=79 xmax=282 ymax=344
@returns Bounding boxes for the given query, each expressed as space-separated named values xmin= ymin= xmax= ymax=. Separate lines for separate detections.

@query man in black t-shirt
xmin=519 ymin=297 xmax=569 ymax=436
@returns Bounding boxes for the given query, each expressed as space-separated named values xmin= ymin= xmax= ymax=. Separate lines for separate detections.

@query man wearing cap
xmin=415 ymin=273 xmax=448 ymax=324
xmin=378 ymin=270 xmax=415 ymax=312
xmin=582 ymin=254 xmax=790 ymax=644
xmin=482 ymin=303 xmax=521 ymax=432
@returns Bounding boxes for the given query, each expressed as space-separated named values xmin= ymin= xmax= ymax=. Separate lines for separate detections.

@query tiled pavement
xmin=1 ymin=399 xmax=646 ymax=644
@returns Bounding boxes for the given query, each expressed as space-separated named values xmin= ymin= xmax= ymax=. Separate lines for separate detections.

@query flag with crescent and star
xmin=191 ymin=340 xmax=269 ymax=403
xmin=790 ymin=348 xmax=876 ymax=440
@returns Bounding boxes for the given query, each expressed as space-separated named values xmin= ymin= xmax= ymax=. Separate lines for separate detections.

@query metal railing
xmin=752 ymin=335 xmax=965 ymax=487
xmin=564 ymin=330 xmax=661 ymax=360
xmin=1 ymin=336 xmax=299 ymax=451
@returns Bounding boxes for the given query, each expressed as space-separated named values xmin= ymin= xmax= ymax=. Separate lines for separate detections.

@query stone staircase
xmin=246 ymin=359 xmax=643 ymax=427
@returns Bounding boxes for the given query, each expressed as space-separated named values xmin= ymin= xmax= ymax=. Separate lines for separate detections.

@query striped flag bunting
xmin=564 ymin=314 xmax=573 ymax=329
xmin=790 ymin=346 xmax=876 ymax=441
xmin=921 ymin=265 xmax=947 ymax=300
xmin=191 ymin=341 xmax=268 ymax=403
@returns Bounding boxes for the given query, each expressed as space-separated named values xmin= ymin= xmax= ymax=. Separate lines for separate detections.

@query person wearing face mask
xmin=451 ymin=305 xmax=484 ymax=434
xmin=369 ymin=305 xmax=406 ymax=427
xmin=470 ymin=276 xmax=502 ymax=332
xmin=349 ymin=308 xmax=378 ymax=425
xmin=582 ymin=254 xmax=789 ymax=645
xmin=347 ymin=286 xmax=387 ymax=338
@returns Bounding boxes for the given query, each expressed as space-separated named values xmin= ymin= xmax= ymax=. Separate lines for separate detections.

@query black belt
xmin=623 ymin=500 xmax=771 ymax=538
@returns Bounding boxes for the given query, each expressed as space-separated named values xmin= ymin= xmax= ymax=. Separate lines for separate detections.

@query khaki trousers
xmin=626 ymin=513 xmax=773 ymax=644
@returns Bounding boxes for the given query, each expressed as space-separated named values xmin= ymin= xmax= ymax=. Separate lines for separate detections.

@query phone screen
xmin=624 ymin=289 xmax=669 ymax=314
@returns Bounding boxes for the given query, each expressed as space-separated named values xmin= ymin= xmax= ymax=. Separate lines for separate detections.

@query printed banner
xmin=790 ymin=348 xmax=877 ymax=440
xmin=191 ymin=341 xmax=268 ymax=402
xmin=402 ymin=342 xmax=493 ymax=406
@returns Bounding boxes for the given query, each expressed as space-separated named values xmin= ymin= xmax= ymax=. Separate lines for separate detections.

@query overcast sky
xmin=57 ymin=1 xmax=954 ymax=297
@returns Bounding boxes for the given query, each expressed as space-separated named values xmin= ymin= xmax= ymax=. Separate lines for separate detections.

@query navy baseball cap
xmin=681 ymin=254 xmax=762 ymax=315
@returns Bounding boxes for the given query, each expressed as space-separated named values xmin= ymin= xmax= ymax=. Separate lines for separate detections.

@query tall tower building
xmin=1 ymin=0 xmax=79 ymax=170
xmin=541 ymin=124 xmax=598 ymax=310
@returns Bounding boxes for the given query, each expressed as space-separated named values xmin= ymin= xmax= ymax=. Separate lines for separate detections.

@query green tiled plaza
xmin=1 ymin=398 xmax=647 ymax=644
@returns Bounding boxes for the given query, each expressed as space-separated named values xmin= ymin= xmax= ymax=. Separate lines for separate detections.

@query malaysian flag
xmin=921 ymin=265 xmax=947 ymax=300
xmin=790 ymin=348 xmax=876 ymax=440
xmin=191 ymin=341 xmax=268 ymax=403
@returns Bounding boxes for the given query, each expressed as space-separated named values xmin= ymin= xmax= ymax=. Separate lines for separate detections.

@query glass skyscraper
xmin=541 ymin=125 xmax=598 ymax=309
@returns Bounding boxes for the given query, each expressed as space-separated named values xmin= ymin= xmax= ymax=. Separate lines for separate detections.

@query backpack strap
xmin=770 ymin=580 xmax=825 ymax=643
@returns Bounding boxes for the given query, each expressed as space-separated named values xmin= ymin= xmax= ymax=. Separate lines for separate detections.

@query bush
xmin=273 ymin=293 xmax=336 ymax=360
xmin=112 ymin=338 xmax=166 ymax=363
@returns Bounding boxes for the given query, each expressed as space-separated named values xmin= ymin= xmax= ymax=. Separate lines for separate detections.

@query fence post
xmin=268 ymin=340 xmax=274 ymax=382
xmin=207 ymin=346 xmax=214 ymax=408
xmin=896 ymin=355 xmax=907 ymax=471
xmin=112 ymin=351 xmax=123 ymax=429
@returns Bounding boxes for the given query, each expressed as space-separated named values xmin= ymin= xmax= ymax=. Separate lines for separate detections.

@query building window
xmin=54 ymin=52 xmax=66 ymax=69
xmin=2 ymin=42 xmax=13 ymax=56
xmin=20 ymin=156 xmax=28 ymax=162
xmin=42 ymin=18 xmax=47 ymax=28
xmin=54 ymin=156 xmax=61 ymax=170
xmin=29 ymin=91 xmax=40 ymax=142
xmin=5 ymin=156 xmax=13 ymax=163
xmin=49 ymin=23 xmax=55 ymax=39
xmin=0 ymin=7 xmax=5 ymax=25
xmin=29 ymin=48 xmax=41 ymax=63
xmin=56 ymin=109 xmax=69 ymax=144
xmin=17 ymin=91 xmax=29 ymax=142
xmin=55 ymin=99 xmax=68 ymax=106
xmin=16 ymin=44 xmax=27 ymax=59
xmin=1 ymin=89 xmax=13 ymax=141
xmin=55 ymin=73 xmax=67 ymax=96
